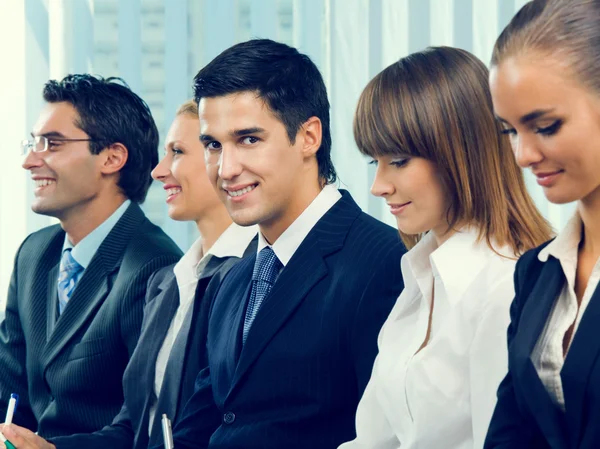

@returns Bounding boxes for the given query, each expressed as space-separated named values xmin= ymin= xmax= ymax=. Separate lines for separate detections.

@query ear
xmin=299 ymin=116 xmax=322 ymax=159
xmin=99 ymin=143 xmax=128 ymax=175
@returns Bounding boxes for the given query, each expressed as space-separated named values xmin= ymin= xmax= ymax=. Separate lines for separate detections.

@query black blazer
xmin=166 ymin=191 xmax=406 ymax=449
xmin=485 ymin=241 xmax=600 ymax=449
xmin=50 ymin=239 xmax=256 ymax=449
xmin=0 ymin=203 xmax=182 ymax=438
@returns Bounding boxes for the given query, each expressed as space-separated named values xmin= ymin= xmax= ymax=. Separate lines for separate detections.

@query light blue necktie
xmin=242 ymin=247 xmax=282 ymax=343
xmin=57 ymin=249 xmax=84 ymax=314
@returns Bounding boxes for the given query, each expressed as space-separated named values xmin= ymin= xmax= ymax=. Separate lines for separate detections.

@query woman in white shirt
xmin=485 ymin=1 xmax=600 ymax=448
xmin=339 ymin=46 xmax=552 ymax=449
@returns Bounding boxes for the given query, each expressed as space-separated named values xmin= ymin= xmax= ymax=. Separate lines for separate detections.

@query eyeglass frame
xmin=21 ymin=135 xmax=98 ymax=155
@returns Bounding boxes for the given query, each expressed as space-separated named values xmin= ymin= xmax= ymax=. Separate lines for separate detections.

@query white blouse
xmin=339 ymin=229 xmax=516 ymax=449
xmin=531 ymin=212 xmax=600 ymax=410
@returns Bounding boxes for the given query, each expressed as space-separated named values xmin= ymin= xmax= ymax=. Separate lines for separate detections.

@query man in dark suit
xmin=0 ymin=75 xmax=182 ymax=442
xmin=155 ymin=39 xmax=406 ymax=449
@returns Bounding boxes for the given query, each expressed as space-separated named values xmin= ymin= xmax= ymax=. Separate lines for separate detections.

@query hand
xmin=0 ymin=424 xmax=56 ymax=449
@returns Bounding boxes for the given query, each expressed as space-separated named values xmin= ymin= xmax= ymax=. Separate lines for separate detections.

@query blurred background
xmin=0 ymin=0 xmax=576 ymax=302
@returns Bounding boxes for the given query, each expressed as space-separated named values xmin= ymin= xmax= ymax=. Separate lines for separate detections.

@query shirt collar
xmin=257 ymin=184 xmax=342 ymax=266
xmin=174 ymin=222 xmax=258 ymax=284
xmin=62 ymin=200 xmax=131 ymax=269
xmin=538 ymin=211 xmax=581 ymax=264
xmin=402 ymin=227 xmax=509 ymax=306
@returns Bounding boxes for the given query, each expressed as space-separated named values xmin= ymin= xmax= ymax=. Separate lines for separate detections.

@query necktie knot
xmin=252 ymin=247 xmax=282 ymax=284
xmin=58 ymin=249 xmax=83 ymax=281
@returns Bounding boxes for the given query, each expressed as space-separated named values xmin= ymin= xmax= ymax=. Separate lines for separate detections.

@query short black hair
xmin=43 ymin=74 xmax=159 ymax=203
xmin=193 ymin=39 xmax=336 ymax=185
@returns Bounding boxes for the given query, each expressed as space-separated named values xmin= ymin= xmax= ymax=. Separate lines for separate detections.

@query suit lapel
xmin=45 ymin=264 xmax=60 ymax=340
xmin=154 ymin=265 xmax=216 ymax=419
xmin=133 ymin=272 xmax=178 ymax=449
xmin=41 ymin=253 xmax=112 ymax=369
xmin=228 ymin=191 xmax=360 ymax=394
xmin=41 ymin=202 xmax=146 ymax=370
xmin=41 ymin=230 xmax=64 ymax=341
xmin=142 ymin=275 xmax=180 ymax=390
xmin=514 ymin=257 xmax=568 ymax=447
xmin=562 ymin=283 xmax=600 ymax=446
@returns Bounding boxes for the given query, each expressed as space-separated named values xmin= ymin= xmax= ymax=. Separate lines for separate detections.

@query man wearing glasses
xmin=0 ymin=75 xmax=182 ymax=443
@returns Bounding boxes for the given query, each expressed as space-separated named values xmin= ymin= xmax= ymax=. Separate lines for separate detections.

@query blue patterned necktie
xmin=57 ymin=249 xmax=84 ymax=314
xmin=242 ymin=247 xmax=282 ymax=343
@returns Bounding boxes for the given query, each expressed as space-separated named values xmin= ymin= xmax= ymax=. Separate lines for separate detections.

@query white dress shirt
xmin=340 ymin=229 xmax=516 ymax=449
xmin=532 ymin=212 xmax=600 ymax=410
xmin=148 ymin=222 xmax=258 ymax=431
xmin=256 ymin=184 xmax=341 ymax=268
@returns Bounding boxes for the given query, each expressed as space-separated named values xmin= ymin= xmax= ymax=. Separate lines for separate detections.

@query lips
xmin=388 ymin=201 xmax=411 ymax=215
xmin=534 ymin=169 xmax=563 ymax=187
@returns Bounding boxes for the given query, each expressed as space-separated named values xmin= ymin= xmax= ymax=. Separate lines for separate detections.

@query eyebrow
xmin=231 ymin=127 xmax=265 ymax=137
xmin=495 ymin=108 xmax=556 ymax=126
xmin=31 ymin=131 xmax=67 ymax=139
xmin=199 ymin=127 xmax=266 ymax=143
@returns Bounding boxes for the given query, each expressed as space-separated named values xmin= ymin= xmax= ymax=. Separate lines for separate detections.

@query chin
xmin=543 ymin=188 xmax=580 ymax=205
xmin=395 ymin=219 xmax=423 ymax=236
xmin=31 ymin=201 xmax=60 ymax=218
xmin=228 ymin=206 xmax=266 ymax=227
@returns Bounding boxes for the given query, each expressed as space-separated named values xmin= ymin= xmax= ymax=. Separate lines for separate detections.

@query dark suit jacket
xmin=0 ymin=202 xmax=182 ymax=438
xmin=485 ymin=240 xmax=600 ymax=449
xmin=165 ymin=191 xmax=406 ymax=449
xmin=50 ymin=239 xmax=256 ymax=449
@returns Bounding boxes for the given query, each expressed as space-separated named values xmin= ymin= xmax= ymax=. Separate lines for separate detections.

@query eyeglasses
xmin=21 ymin=135 xmax=97 ymax=155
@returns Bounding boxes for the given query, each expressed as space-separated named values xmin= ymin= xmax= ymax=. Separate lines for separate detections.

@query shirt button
xmin=223 ymin=411 xmax=236 ymax=424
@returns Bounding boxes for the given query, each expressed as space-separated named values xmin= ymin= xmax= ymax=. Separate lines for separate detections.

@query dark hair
xmin=354 ymin=46 xmax=552 ymax=254
xmin=193 ymin=39 xmax=336 ymax=184
xmin=492 ymin=0 xmax=600 ymax=94
xmin=43 ymin=74 xmax=159 ymax=203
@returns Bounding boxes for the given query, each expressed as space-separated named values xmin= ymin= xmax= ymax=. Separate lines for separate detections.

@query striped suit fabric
xmin=0 ymin=202 xmax=182 ymax=438
xmin=167 ymin=190 xmax=407 ymax=449
xmin=48 ymin=239 xmax=257 ymax=449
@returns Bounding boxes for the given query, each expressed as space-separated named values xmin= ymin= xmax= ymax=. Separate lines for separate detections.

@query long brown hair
xmin=491 ymin=0 xmax=600 ymax=96
xmin=354 ymin=46 xmax=552 ymax=254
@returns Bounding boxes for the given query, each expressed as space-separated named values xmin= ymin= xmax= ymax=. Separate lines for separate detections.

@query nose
xmin=217 ymin=147 xmax=243 ymax=181
xmin=370 ymin=164 xmax=395 ymax=198
xmin=513 ymin=134 xmax=544 ymax=168
xmin=22 ymin=150 xmax=44 ymax=171
xmin=151 ymin=154 xmax=171 ymax=182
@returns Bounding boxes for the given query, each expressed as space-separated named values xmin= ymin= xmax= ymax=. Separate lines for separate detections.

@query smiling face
xmin=151 ymin=113 xmax=222 ymax=222
xmin=490 ymin=55 xmax=600 ymax=205
xmin=370 ymin=155 xmax=448 ymax=238
xmin=22 ymin=102 xmax=106 ymax=220
xmin=199 ymin=91 xmax=322 ymax=242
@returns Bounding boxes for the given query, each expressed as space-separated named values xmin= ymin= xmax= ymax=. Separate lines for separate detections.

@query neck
xmin=578 ymin=190 xmax=600 ymax=256
xmin=431 ymin=222 xmax=459 ymax=248
xmin=196 ymin=205 xmax=234 ymax=255
xmin=259 ymin=178 xmax=323 ymax=245
xmin=61 ymin=194 xmax=127 ymax=246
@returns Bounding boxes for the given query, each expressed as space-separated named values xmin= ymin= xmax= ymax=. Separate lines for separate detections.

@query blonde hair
xmin=176 ymin=99 xmax=198 ymax=118
xmin=354 ymin=46 xmax=552 ymax=254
